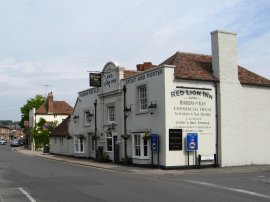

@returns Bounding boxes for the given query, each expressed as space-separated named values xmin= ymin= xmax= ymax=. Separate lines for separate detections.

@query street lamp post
xmin=94 ymin=99 xmax=97 ymax=160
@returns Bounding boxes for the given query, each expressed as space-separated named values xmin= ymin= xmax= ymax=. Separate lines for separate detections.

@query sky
xmin=0 ymin=0 xmax=269 ymax=121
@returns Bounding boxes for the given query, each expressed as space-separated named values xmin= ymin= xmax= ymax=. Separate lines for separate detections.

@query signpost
xmin=186 ymin=133 xmax=198 ymax=167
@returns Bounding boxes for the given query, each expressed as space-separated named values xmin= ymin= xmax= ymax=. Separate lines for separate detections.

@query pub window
xmin=132 ymin=133 xmax=150 ymax=159
xmin=138 ymin=85 xmax=147 ymax=111
xmin=74 ymin=136 xmax=84 ymax=153
xmin=84 ymin=111 xmax=91 ymax=126
xmin=106 ymin=133 xmax=112 ymax=152
xmin=108 ymin=105 xmax=115 ymax=123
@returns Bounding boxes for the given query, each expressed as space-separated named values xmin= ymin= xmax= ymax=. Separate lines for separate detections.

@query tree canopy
xmin=20 ymin=94 xmax=46 ymax=128
xmin=33 ymin=118 xmax=58 ymax=149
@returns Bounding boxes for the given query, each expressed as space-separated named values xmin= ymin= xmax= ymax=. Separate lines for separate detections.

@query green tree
xmin=33 ymin=118 xmax=58 ymax=149
xmin=20 ymin=95 xmax=45 ymax=128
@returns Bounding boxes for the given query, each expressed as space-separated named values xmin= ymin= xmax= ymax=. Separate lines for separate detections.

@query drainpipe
xmin=123 ymin=85 xmax=128 ymax=158
xmin=214 ymin=81 xmax=219 ymax=167
xmin=94 ymin=99 xmax=97 ymax=160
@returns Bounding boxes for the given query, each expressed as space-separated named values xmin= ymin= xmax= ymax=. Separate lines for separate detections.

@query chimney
xmin=211 ymin=30 xmax=239 ymax=83
xmin=136 ymin=62 xmax=156 ymax=71
xmin=47 ymin=92 xmax=54 ymax=113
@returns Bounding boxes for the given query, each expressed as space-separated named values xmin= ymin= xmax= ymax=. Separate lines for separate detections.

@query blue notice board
xmin=150 ymin=134 xmax=159 ymax=152
xmin=186 ymin=133 xmax=198 ymax=151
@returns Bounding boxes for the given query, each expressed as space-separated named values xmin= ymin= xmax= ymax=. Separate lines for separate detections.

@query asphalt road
xmin=0 ymin=145 xmax=270 ymax=202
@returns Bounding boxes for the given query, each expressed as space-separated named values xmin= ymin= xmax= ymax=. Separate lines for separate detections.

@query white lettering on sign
xmin=79 ymin=88 xmax=100 ymax=97
xmin=125 ymin=69 xmax=162 ymax=85
xmin=103 ymin=73 xmax=117 ymax=87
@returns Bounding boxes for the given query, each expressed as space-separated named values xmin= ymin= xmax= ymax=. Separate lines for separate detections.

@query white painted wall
xmin=50 ymin=137 xmax=72 ymax=156
xmin=164 ymin=67 xmax=217 ymax=167
xmin=124 ymin=66 xmax=165 ymax=165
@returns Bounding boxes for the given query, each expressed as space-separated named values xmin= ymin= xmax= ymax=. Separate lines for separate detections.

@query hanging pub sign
xmin=89 ymin=73 xmax=102 ymax=87
xmin=169 ymin=129 xmax=182 ymax=151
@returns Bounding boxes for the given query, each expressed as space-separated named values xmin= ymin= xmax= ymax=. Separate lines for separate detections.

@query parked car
xmin=10 ymin=139 xmax=20 ymax=147
xmin=0 ymin=139 xmax=7 ymax=145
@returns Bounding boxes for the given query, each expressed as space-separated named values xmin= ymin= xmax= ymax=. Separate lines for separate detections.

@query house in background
xmin=50 ymin=116 xmax=72 ymax=155
xmin=29 ymin=92 xmax=73 ymax=150
xmin=0 ymin=123 xmax=12 ymax=140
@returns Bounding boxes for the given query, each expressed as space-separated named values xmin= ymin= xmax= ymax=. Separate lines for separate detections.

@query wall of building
xmin=50 ymin=137 xmax=72 ymax=156
xmin=221 ymin=85 xmax=270 ymax=166
xmin=69 ymin=90 xmax=98 ymax=158
xmin=124 ymin=66 xmax=166 ymax=165
xmin=164 ymin=67 xmax=217 ymax=167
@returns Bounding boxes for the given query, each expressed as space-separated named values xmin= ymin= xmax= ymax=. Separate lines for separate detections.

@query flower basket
xmin=143 ymin=131 xmax=150 ymax=140
xmin=121 ymin=134 xmax=130 ymax=140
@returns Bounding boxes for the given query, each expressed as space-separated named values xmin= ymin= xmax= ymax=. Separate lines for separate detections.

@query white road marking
xmin=18 ymin=187 xmax=37 ymax=202
xmin=185 ymin=180 xmax=270 ymax=200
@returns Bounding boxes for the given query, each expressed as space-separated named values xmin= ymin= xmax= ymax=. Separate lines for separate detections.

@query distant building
xmin=29 ymin=92 xmax=73 ymax=150
xmin=0 ymin=123 xmax=12 ymax=140
xmin=56 ymin=30 xmax=270 ymax=168
xmin=50 ymin=116 xmax=72 ymax=155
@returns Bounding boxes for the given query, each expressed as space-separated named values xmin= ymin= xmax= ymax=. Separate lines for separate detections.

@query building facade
xmin=29 ymin=92 xmax=73 ymax=150
xmin=61 ymin=30 xmax=270 ymax=168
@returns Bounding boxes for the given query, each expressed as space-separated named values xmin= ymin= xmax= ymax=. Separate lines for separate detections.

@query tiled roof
xmin=159 ymin=52 xmax=270 ymax=86
xmin=124 ymin=70 xmax=139 ymax=78
xmin=36 ymin=101 xmax=73 ymax=115
xmin=238 ymin=66 xmax=270 ymax=86
xmin=50 ymin=116 xmax=70 ymax=137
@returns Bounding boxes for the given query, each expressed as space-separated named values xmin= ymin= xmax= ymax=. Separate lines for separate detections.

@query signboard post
xmin=186 ymin=133 xmax=198 ymax=167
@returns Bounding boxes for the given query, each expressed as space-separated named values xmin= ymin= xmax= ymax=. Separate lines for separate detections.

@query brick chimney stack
xmin=47 ymin=92 xmax=54 ymax=113
xmin=136 ymin=62 xmax=156 ymax=71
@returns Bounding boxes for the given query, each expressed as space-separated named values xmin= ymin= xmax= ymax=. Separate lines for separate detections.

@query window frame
xmin=132 ymin=133 xmax=150 ymax=159
xmin=84 ymin=110 xmax=91 ymax=126
xmin=138 ymin=85 xmax=147 ymax=112
xmin=107 ymin=105 xmax=116 ymax=124
xmin=106 ymin=132 xmax=113 ymax=152
xmin=74 ymin=136 xmax=84 ymax=153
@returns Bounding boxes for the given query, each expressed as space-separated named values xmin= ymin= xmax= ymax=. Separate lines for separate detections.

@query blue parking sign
xmin=186 ymin=133 xmax=198 ymax=151
xmin=150 ymin=134 xmax=159 ymax=152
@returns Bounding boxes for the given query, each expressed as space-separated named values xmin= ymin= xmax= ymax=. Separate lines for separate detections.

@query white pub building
xmin=52 ymin=30 xmax=270 ymax=169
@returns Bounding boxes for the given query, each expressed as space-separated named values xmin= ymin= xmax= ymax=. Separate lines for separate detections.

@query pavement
xmin=14 ymin=147 xmax=270 ymax=175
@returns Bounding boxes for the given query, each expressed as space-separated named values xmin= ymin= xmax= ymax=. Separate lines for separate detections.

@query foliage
xmin=20 ymin=94 xmax=46 ymax=128
xmin=100 ymin=153 xmax=110 ymax=163
xmin=33 ymin=118 xmax=58 ymax=149
xmin=121 ymin=133 xmax=130 ymax=140
xmin=121 ymin=156 xmax=132 ymax=165
xmin=143 ymin=130 xmax=151 ymax=140
xmin=92 ymin=134 xmax=99 ymax=141
xmin=0 ymin=120 xmax=13 ymax=126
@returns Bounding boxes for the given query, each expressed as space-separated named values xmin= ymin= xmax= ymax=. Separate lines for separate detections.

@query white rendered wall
xmin=211 ymin=30 xmax=244 ymax=167
xmin=124 ymin=66 xmax=166 ymax=165
xmin=50 ymin=137 xmax=71 ymax=156
xmin=238 ymin=86 xmax=270 ymax=165
xmin=164 ymin=67 xmax=216 ymax=167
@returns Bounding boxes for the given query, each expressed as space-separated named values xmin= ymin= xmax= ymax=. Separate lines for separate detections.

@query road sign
xmin=186 ymin=133 xmax=198 ymax=151
xmin=150 ymin=134 xmax=159 ymax=152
